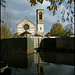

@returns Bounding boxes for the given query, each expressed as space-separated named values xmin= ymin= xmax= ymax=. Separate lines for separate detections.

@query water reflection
xmin=39 ymin=52 xmax=74 ymax=66
xmin=2 ymin=50 xmax=74 ymax=75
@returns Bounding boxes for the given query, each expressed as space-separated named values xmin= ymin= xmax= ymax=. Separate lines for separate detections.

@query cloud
xmin=4 ymin=0 xmax=50 ymax=34
xmin=2 ymin=0 xmax=74 ymax=34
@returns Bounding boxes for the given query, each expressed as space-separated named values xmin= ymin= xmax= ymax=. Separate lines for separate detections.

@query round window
xmin=24 ymin=24 xmax=29 ymax=30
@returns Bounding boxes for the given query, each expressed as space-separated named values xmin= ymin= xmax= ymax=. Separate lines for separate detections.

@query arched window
xmin=40 ymin=27 xmax=42 ymax=30
xmin=39 ymin=12 xmax=42 ymax=20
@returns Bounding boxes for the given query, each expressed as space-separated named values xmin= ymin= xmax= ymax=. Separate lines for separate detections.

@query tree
xmin=0 ymin=0 xmax=6 ymax=7
xmin=64 ymin=24 xmax=73 ymax=31
xmin=45 ymin=32 xmax=51 ymax=37
xmin=50 ymin=23 xmax=66 ymax=36
xmin=27 ymin=0 xmax=74 ymax=24
xmin=27 ymin=0 xmax=74 ymax=6
xmin=12 ymin=33 xmax=21 ymax=38
xmin=1 ymin=25 xmax=11 ymax=39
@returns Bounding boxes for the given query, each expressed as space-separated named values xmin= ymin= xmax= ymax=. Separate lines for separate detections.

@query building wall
xmin=34 ymin=37 xmax=44 ymax=49
xmin=36 ymin=9 xmax=44 ymax=24
xmin=17 ymin=19 xmax=35 ymax=35
xmin=1 ymin=38 xmax=34 ymax=52
xmin=36 ymin=9 xmax=44 ymax=36
xmin=37 ymin=24 xmax=44 ymax=35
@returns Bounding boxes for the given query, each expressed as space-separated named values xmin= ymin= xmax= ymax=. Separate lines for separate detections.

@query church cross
xmin=25 ymin=16 xmax=27 ymax=18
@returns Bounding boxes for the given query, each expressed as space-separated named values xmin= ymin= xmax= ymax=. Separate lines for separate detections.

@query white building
xmin=17 ymin=9 xmax=44 ymax=36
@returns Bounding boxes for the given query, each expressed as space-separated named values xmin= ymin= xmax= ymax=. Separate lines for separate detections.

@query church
xmin=16 ymin=9 xmax=44 ymax=36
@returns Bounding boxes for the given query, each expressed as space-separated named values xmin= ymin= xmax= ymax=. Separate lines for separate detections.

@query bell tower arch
xmin=36 ymin=9 xmax=44 ymax=36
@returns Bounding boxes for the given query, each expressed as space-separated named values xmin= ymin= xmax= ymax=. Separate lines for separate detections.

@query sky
xmin=1 ymin=0 xmax=74 ymax=34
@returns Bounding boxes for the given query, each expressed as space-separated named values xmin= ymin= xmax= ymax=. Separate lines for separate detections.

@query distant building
xmin=16 ymin=9 xmax=44 ymax=36
xmin=70 ymin=34 xmax=75 ymax=37
xmin=45 ymin=32 xmax=50 ymax=37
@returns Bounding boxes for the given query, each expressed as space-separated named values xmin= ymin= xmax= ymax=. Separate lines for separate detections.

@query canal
xmin=1 ymin=50 xmax=74 ymax=75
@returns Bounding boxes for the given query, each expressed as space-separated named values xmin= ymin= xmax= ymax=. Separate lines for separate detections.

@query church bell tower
xmin=36 ymin=9 xmax=44 ymax=36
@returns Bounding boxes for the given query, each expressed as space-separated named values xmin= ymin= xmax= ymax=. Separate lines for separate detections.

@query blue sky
xmin=1 ymin=0 xmax=74 ymax=34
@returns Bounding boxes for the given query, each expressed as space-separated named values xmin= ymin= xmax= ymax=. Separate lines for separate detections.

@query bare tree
xmin=0 ymin=0 xmax=6 ymax=23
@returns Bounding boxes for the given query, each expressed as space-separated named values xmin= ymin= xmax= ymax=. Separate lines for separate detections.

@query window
xmin=24 ymin=24 xmax=29 ymax=30
xmin=40 ymin=27 xmax=42 ymax=30
xmin=39 ymin=12 xmax=42 ymax=20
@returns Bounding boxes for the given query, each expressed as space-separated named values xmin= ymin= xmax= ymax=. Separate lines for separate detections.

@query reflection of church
xmin=17 ymin=9 xmax=44 ymax=36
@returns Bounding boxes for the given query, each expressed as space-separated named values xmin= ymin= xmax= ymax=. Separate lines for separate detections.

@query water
xmin=10 ymin=63 xmax=74 ymax=75
xmin=2 ymin=51 xmax=74 ymax=75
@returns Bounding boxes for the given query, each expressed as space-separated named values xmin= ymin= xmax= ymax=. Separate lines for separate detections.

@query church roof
xmin=20 ymin=31 xmax=31 ymax=36
xmin=16 ymin=18 xmax=35 ymax=26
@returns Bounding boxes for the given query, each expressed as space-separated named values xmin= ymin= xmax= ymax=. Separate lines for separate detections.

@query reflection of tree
xmin=55 ymin=64 xmax=61 ymax=66
xmin=39 ymin=52 xmax=74 ymax=66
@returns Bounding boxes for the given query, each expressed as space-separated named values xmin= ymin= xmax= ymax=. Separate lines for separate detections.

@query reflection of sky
xmin=10 ymin=65 xmax=37 ymax=75
xmin=1 ymin=0 xmax=74 ymax=34
xmin=10 ymin=63 xmax=74 ymax=75
xmin=45 ymin=63 xmax=74 ymax=75
xmin=3 ymin=52 xmax=74 ymax=75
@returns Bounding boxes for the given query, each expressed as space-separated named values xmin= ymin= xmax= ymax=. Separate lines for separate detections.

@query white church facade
xmin=16 ymin=9 xmax=44 ymax=36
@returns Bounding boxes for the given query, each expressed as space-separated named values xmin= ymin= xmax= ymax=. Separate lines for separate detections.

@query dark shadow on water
xmin=0 ymin=68 xmax=12 ymax=75
xmin=39 ymin=52 xmax=74 ymax=66
xmin=2 ymin=52 xmax=34 ymax=71
xmin=1 ymin=51 xmax=74 ymax=75
xmin=0 ymin=37 xmax=74 ymax=75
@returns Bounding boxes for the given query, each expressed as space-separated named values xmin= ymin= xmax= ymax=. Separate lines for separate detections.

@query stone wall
xmin=34 ymin=37 xmax=44 ymax=49
xmin=39 ymin=37 xmax=74 ymax=52
xmin=1 ymin=38 xmax=34 ymax=53
xmin=56 ymin=38 xmax=74 ymax=50
xmin=1 ymin=37 xmax=74 ymax=53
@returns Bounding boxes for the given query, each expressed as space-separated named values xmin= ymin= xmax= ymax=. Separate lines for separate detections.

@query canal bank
xmin=1 ymin=37 xmax=34 ymax=54
xmin=1 ymin=37 xmax=74 ymax=54
xmin=39 ymin=37 xmax=74 ymax=53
